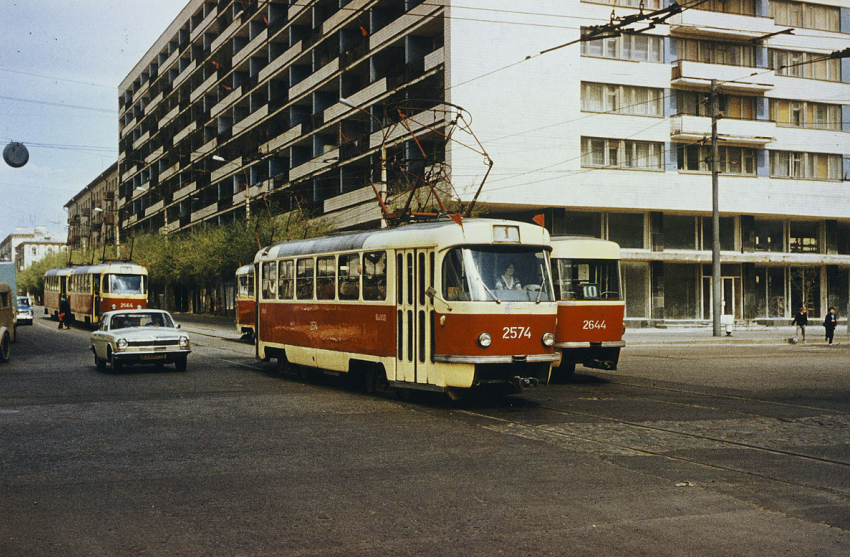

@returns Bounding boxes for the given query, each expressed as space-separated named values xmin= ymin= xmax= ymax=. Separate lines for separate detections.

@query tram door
xmin=395 ymin=249 xmax=435 ymax=384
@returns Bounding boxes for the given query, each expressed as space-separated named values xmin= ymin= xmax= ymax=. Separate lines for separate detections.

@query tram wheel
xmin=551 ymin=361 xmax=576 ymax=383
xmin=363 ymin=367 xmax=379 ymax=393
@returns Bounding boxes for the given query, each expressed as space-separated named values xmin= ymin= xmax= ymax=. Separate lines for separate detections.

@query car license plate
xmin=141 ymin=354 xmax=167 ymax=361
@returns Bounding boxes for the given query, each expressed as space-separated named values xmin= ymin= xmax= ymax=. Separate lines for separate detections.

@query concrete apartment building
xmin=65 ymin=162 xmax=120 ymax=254
xmin=118 ymin=0 xmax=850 ymax=325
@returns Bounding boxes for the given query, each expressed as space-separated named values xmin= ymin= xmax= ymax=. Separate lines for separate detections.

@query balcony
xmin=258 ymin=41 xmax=304 ymax=82
xmin=323 ymin=78 xmax=387 ymax=122
xmin=173 ymin=59 xmax=197 ymax=88
xmin=233 ymin=28 xmax=268 ymax=67
xmin=191 ymin=72 xmax=219 ymax=103
xmin=160 ymin=161 xmax=180 ymax=181
xmin=210 ymin=85 xmax=243 ymax=118
xmin=289 ymin=58 xmax=339 ymax=99
xmin=145 ymin=146 xmax=164 ymax=164
xmin=668 ymin=10 xmax=776 ymax=42
xmin=233 ymin=104 xmax=269 ymax=136
xmin=259 ymin=123 xmax=303 ymax=156
xmin=210 ymin=17 xmax=242 ymax=54
xmin=671 ymin=115 xmax=776 ymax=146
xmin=191 ymin=138 xmax=218 ymax=162
xmin=190 ymin=6 xmax=218 ymax=43
xmin=290 ymin=147 xmax=339 ymax=181
xmin=173 ymin=121 xmax=197 ymax=146
xmin=671 ymin=61 xmax=774 ymax=94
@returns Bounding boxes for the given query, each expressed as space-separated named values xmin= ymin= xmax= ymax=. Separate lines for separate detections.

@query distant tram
xmin=44 ymin=262 xmax=148 ymax=324
xmin=235 ymin=264 xmax=256 ymax=340
xmin=549 ymin=236 xmax=625 ymax=380
xmin=255 ymin=219 xmax=559 ymax=395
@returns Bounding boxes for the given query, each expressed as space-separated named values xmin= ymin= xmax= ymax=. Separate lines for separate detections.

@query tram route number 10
xmin=583 ymin=320 xmax=607 ymax=330
xmin=503 ymin=326 xmax=531 ymax=339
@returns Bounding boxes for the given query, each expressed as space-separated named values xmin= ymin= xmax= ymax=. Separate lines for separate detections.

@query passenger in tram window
xmin=339 ymin=254 xmax=361 ymax=300
xmin=495 ymin=263 xmax=521 ymax=290
xmin=363 ymin=252 xmax=387 ymax=301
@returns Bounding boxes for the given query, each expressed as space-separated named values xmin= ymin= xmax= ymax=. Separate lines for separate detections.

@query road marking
xmin=0 ymin=409 xmax=21 ymax=414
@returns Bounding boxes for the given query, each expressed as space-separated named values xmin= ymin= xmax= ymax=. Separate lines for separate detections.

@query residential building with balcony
xmin=119 ymin=0 xmax=850 ymax=325
xmin=65 ymin=162 xmax=120 ymax=253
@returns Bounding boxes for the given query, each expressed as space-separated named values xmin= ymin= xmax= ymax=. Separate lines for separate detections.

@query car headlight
xmin=117 ymin=338 xmax=128 ymax=350
xmin=542 ymin=332 xmax=555 ymax=347
xmin=179 ymin=336 xmax=190 ymax=348
xmin=478 ymin=332 xmax=492 ymax=348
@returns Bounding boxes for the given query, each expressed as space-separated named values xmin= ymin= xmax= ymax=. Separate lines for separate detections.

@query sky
xmin=0 ymin=0 xmax=187 ymax=242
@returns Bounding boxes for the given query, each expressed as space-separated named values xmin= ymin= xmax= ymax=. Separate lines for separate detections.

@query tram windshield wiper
xmin=479 ymin=280 xmax=501 ymax=304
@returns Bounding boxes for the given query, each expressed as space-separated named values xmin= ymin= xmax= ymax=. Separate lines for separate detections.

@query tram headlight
xmin=179 ymin=335 xmax=190 ymax=349
xmin=116 ymin=338 xmax=128 ymax=350
xmin=111 ymin=304 xmax=117 ymax=310
xmin=542 ymin=332 xmax=555 ymax=347
xmin=478 ymin=332 xmax=492 ymax=348
xmin=137 ymin=304 xmax=142 ymax=309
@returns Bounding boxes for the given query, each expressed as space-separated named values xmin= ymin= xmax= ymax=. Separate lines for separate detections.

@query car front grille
xmin=127 ymin=339 xmax=180 ymax=347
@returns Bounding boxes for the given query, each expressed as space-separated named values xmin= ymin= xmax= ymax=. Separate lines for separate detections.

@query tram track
xmin=458 ymin=399 xmax=850 ymax=498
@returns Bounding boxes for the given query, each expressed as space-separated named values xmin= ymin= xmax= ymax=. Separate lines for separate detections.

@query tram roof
xmin=256 ymin=218 xmax=551 ymax=262
xmin=236 ymin=264 xmax=254 ymax=275
xmin=550 ymin=235 xmax=621 ymax=259
xmin=45 ymin=262 xmax=147 ymax=277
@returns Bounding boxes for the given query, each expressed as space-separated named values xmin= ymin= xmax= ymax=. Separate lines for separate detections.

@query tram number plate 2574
xmin=583 ymin=320 xmax=607 ymax=330
xmin=503 ymin=326 xmax=531 ymax=339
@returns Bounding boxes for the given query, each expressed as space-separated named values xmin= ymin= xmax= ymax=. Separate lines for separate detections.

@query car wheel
xmin=109 ymin=349 xmax=122 ymax=372
xmin=0 ymin=332 xmax=10 ymax=363
xmin=94 ymin=351 xmax=106 ymax=371
xmin=174 ymin=355 xmax=187 ymax=372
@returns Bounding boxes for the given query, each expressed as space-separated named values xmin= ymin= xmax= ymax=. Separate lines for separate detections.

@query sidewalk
xmin=169 ymin=311 xmax=847 ymax=347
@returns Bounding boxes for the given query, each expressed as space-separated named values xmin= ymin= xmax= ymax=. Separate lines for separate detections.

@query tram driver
xmin=495 ymin=263 xmax=521 ymax=291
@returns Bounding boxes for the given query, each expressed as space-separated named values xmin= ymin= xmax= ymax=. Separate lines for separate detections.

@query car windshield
xmin=442 ymin=246 xmax=553 ymax=302
xmin=108 ymin=274 xmax=145 ymax=295
xmin=551 ymin=258 xmax=621 ymax=301
xmin=17 ymin=297 xmax=31 ymax=307
xmin=109 ymin=312 xmax=173 ymax=330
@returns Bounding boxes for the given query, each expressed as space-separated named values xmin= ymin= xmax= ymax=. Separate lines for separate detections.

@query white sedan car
xmin=90 ymin=309 xmax=191 ymax=372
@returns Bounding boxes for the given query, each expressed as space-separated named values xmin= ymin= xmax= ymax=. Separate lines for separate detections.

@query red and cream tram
xmin=549 ymin=236 xmax=625 ymax=380
xmin=44 ymin=262 xmax=148 ymax=324
xmin=255 ymin=219 xmax=559 ymax=395
xmin=235 ymin=264 xmax=256 ymax=339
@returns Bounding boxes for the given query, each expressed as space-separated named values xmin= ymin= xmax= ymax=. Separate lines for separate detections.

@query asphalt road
xmin=1 ymin=314 xmax=848 ymax=556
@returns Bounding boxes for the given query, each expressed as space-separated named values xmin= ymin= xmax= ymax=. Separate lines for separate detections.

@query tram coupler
xmin=515 ymin=376 xmax=540 ymax=388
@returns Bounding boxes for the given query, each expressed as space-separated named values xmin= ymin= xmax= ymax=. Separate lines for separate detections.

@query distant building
xmin=118 ymin=0 xmax=850 ymax=325
xmin=14 ymin=238 xmax=66 ymax=272
xmin=0 ymin=227 xmax=66 ymax=270
xmin=65 ymin=162 xmax=120 ymax=253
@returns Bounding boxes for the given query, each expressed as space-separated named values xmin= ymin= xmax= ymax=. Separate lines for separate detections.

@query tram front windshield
xmin=107 ymin=274 xmax=146 ymax=295
xmin=552 ymin=259 xmax=620 ymax=301
xmin=443 ymin=247 xmax=553 ymax=302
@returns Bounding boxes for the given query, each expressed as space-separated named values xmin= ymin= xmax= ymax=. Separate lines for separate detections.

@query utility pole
xmin=711 ymin=79 xmax=721 ymax=337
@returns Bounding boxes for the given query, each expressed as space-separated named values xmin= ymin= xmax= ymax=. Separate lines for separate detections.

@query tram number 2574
xmin=503 ymin=326 xmax=532 ymax=339
xmin=583 ymin=320 xmax=607 ymax=330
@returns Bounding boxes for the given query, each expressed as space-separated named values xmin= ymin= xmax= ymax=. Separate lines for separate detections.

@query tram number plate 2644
xmin=503 ymin=326 xmax=531 ymax=339
xmin=583 ymin=320 xmax=607 ymax=330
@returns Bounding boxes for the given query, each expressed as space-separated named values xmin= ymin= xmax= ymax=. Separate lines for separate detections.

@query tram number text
xmin=582 ymin=320 xmax=607 ymax=330
xmin=117 ymin=302 xmax=136 ymax=309
xmin=503 ymin=326 xmax=532 ymax=339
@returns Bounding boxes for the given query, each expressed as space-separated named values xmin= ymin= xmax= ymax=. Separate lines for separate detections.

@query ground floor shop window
xmin=790 ymin=266 xmax=820 ymax=318
xmin=622 ymin=262 xmax=649 ymax=318
xmin=754 ymin=267 xmax=787 ymax=318
xmin=664 ymin=263 xmax=699 ymax=319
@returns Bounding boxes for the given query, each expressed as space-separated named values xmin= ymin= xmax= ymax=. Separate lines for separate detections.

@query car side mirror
xmin=175 ymin=323 xmax=181 ymax=329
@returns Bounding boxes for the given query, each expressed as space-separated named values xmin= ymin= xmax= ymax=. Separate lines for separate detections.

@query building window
xmin=770 ymin=49 xmax=841 ymax=81
xmin=771 ymin=100 xmax=842 ymax=130
xmin=608 ymin=213 xmax=645 ymax=249
xmin=789 ymin=221 xmax=820 ymax=253
xmin=582 ymin=83 xmax=664 ymax=117
xmin=771 ymin=1 xmax=840 ymax=32
xmin=581 ymin=29 xmax=663 ymax=62
xmin=664 ymin=215 xmax=698 ymax=250
xmin=769 ymin=151 xmax=842 ymax=180
xmin=677 ymin=145 xmax=757 ymax=175
xmin=678 ymin=39 xmax=756 ymax=67
xmin=694 ymin=0 xmax=756 ymax=15
xmin=678 ymin=91 xmax=757 ymax=120
xmin=754 ymin=219 xmax=784 ymax=252
xmin=581 ymin=137 xmax=663 ymax=170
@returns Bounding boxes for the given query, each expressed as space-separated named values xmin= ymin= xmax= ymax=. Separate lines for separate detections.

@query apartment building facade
xmin=119 ymin=0 xmax=850 ymax=325
xmin=14 ymin=239 xmax=66 ymax=272
xmin=65 ymin=162 xmax=120 ymax=254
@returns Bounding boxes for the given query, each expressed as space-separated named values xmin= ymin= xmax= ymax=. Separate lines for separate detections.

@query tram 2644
xmin=44 ymin=262 xmax=148 ymax=325
xmin=549 ymin=236 xmax=626 ymax=380
xmin=254 ymin=219 xmax=558 ymax=395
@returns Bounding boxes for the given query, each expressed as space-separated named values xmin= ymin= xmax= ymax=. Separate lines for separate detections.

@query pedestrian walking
xmin=791 ymin=304 xmax=808 ymax=344
xmin=823 ymin=306 xmax=838 ymax=345
xmin=58 ymin=295 xmax=71 ymax=330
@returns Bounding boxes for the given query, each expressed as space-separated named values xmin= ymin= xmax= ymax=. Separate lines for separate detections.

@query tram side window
xmin=296 ymin=258 xmax=315 ymax=300
xmin=317 ymin=256 xmax=336 ymax=300
xmin=278 ymin=260 xmax=294 ymax=300
xmin=338 ymin=254 xmax=361 ymax=300
xmin=443 ymin=249 xmax=470 ymax=301
xmin=262 ymin=262 xmax=277 ymax=300
xmin=247 ymin=273 xmax=255 ymax=297
xmin=363 ymin=251 xmax=387 ymax=301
